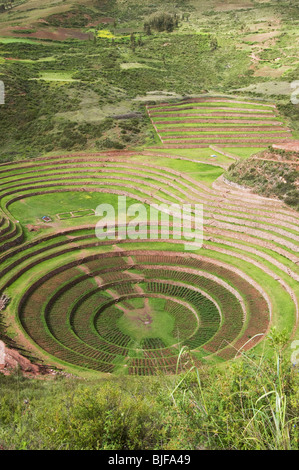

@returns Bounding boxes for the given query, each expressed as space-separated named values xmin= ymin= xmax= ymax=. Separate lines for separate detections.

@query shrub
xmin=40 ymin=382 xmax=168 ymax=450
xmin=144 ymin=12 xmax=179 ymax=33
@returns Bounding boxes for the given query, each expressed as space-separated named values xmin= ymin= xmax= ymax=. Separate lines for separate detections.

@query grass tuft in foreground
xmin=0 ymin=330 xmax=298 ymax=450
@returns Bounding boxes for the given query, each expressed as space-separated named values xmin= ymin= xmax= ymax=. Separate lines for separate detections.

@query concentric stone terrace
xmin=16 ymin=249 xmax=271 ymax=374
xmin=0 ymin=145 xmax=298 ymax=375
xmin=147 ymin=97 xmax=294 ymax=148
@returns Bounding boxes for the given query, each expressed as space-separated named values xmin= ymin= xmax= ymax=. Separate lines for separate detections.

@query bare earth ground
xmin=0 ymin=339 xmax=50 ymax=377
xmin=273 ymin=142 xmax=299 ymax=152
xmin=0 ymin=26 xmax=91 ymax=41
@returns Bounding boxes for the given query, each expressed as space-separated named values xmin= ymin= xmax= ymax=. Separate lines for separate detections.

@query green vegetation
xmin=227 ymin=147 xmax=299 ymax=210
xmin=0 ymin=339 xmax=298 ymax=450
xmin=0 ymin=149 xmax=298 ymax=377
xmin=144 ymin=11 xmax=179 ymax=34
xmin=0 ymin=0 xmax=298 ymax=160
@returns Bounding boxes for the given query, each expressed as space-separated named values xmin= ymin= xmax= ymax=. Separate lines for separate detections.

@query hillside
xmin=0 ymin=0 xmax=299 ymax=160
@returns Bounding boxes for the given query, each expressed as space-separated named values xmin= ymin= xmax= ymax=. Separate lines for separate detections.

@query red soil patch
xmin=10 ymin=26 xmax=30 ymax=31
xmin=152 ymin=112 xmax=276 ymax=119
xmin=158 ymin=138 xmax=291 ymax=146
xmin=0 ymin=340 xmax=49 ymax=377
xmin=151 ymin=142 xmax=288 ymax=149
xmin=87 ymin=17 xmax=114 ymax=27
xmin=152 ymin=106 xmax=274 ymax=114
xmin=1 ymin=26 xmax=91 ymax=41
xmin=26 ymin=224 xmax=42 ymax=232
xmin=159 ymin=126 xmax=287 ymax=133
xmin=37 ymin=19 xmax=50 ymax=25
xmin=273 ymin=142 xmax=299 ymax=152
xmin=26 ymin=27 xmax=91 ymax=41
xmin=155 ymin=119 xmax=283 ymax=125
xmin=162 ymin=133 xmax=291 ymax=141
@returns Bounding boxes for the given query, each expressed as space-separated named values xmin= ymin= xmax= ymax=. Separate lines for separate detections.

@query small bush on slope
xmin=0 ymin=337 xmax=298 ymax=450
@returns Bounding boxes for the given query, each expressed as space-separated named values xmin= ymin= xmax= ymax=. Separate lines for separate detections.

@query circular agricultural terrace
xmin=15 ymin=249 xmax=270 ymax=374
xmin=0 ymin=99 xmax=298 ymax=376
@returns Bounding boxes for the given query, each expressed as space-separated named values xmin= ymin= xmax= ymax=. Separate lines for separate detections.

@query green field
xmin=0 ymin=0 xmax=299 ymax=160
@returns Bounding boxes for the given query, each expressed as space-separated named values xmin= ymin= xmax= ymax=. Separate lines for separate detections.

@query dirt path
xmin=253 ymin=157 xmax=299 ymax=166
xmin=273 ymin=142 xmax=299 ymax=152
xmin=154 ymin=119 xmax=282 ymax=125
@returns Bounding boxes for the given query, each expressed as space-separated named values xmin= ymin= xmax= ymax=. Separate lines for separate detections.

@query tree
xmin=144 ymin=22 xmax=152 ymax=35
xmin=137 ymin=35 xmax=143 ymax=47
xmin=144 ymin=12 xmax=178 ymax=33
xmin=210 ymin=36 xmax=219 ymax=51
xmin=130 ymin=33 xmax=136 ymax=51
